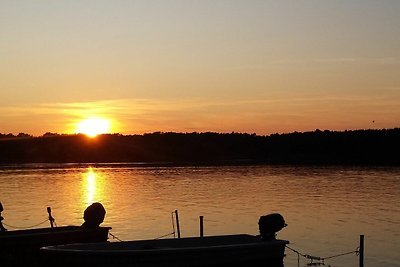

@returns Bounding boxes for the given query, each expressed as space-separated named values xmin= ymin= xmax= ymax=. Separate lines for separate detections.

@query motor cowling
xmin=81 ymin=202 xmax=106 ymax=228
xmin=258 ymin=213 xmax=287 ymax=240
xmin=0 ymin=201 xmax=6 ymax=232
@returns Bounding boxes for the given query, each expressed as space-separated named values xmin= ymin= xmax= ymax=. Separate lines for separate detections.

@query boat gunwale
xmin=0 ymin=226 xmax=112 ymax=238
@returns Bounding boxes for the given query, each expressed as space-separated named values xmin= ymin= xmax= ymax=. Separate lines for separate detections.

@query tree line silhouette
xmin=0 ymin=128 xmax=399 ymax=165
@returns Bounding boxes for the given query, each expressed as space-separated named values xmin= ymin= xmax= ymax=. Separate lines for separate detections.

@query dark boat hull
xmin=42 ymin=234 xmax=288 ymax=267
xmin=0 ymin=226 xmax=111 ymax=266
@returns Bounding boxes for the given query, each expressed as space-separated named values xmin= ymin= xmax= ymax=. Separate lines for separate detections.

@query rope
xmin=286 ymin=245 xmax=308 ymax=258
xmin=109 ymin=232 xmax=123 ymax=242
xmin=154 ymin=210 xmax=178 ymax=240
xmin=286 ymin=245 xmax=359 ymax=267
xmin=324 ymin=250 xmax=359 ymax=260
xmin=2 ymin=218 xmax=50 ymax=229
xmin=154 ymin=232 xmax=175 ymax=240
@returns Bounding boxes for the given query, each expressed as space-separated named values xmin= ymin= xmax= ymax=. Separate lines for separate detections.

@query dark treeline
xmin=0 ymin=129 xmax=399 ymax=165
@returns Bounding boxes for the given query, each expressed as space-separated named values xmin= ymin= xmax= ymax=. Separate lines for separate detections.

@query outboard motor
xmin=258 ymin=213 xmax=287 ymax=241
xmin=0 ymin=202 xmax=6 ymax=232
xmin=81 ymin=202 xmax=106 ymax=229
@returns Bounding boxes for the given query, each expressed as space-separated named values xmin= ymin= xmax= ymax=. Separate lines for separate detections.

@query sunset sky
xmin=1 ymin=0 xmax=399 ymax=136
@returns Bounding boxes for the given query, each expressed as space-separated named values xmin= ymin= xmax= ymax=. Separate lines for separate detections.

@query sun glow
xmin=76 ymin=117 xmax=111 ymax=137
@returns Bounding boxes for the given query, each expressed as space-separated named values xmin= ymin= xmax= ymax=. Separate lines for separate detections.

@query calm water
xmin=0 ymin=164 xmax=399 ymax=267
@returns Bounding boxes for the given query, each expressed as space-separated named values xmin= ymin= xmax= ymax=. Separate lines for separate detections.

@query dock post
xmin=47 ymin=207 xmax=55 ymax=228
xmin=359 ymin=235 xmax=364 ymax=267
xmin=199 ymin=216 xmax=204 ymax=237
xmin=174 ymin=210 xmax=181 ymax=238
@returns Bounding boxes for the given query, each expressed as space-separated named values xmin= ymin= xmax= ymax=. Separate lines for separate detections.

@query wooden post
xmin=359 ymin=235 xmax=364 ymax=267
xmin=47 ymin=207 xmax=55 ymax=228
xmin=199 ymin=216 xmax=204 ymax=237
xmin=174 ymin=210 xmax=181 ymax=238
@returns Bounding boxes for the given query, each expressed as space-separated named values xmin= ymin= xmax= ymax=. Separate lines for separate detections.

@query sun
xmin=75 ymin=118 xmax=111 ymax=137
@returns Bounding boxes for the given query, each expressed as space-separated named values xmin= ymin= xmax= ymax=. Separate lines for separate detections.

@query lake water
xmin=0 ymin=164 xmax=399 ymax=267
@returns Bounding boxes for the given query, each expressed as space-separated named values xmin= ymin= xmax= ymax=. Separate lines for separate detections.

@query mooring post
xmin=199 ymin=216 xmax=204 ymax=237
xmin=359 ymin=235 xmax=364 ymax=267
xmin=174 ymin=210 xmax=181 ymax=238
xmin=47 ymin=207 xmax=55 ymax=228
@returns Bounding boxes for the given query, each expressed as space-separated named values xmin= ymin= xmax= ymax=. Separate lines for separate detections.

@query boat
xmin=41 ymin=234 xmax=288 ymax=267
xmin=1 ymin=225 xmax=111 ymax=264
xmin=41 ymin=213 xmax=289 ymax=267
xmin=0 ymin=202 xmax=111 ymax=266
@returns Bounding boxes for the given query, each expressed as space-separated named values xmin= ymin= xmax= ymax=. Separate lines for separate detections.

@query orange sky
xmin=1 ymin=1 xmax=399 ymax=136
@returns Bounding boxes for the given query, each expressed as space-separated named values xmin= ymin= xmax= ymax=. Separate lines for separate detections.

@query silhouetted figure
xmin=0 ymin=202 xmax=7 ymax=231
xmin=81 ymin=202 xmax=106 ymax=229
xmin=258 ymin=213 xmax=287 ymax=241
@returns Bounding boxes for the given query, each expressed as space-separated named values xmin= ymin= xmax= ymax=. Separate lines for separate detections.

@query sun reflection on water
xmin=82 ymin=167 xmax=105 ymax=208
xmin=86 ymin=168 xmax=96 ymax=204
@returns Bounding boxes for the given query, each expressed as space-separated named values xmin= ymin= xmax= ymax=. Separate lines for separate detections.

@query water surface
xmin=0 ymin=164 xmax=399 ymax=267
